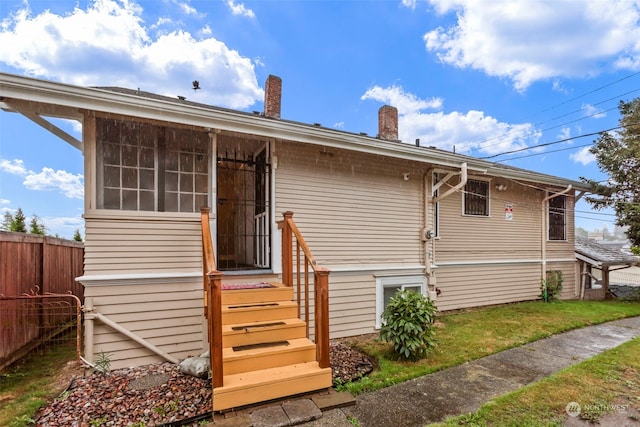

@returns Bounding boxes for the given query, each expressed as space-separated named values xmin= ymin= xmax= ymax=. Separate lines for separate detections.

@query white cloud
xmin=23 ymin=168 xmax=84 ymax=199
xmin=0 ymin=198 xmax=10 ymax=204
xmin=0 ymin=158 xmax=84 ymax=199
xmin=226 ymin=0 xmax=256 ymax=19
xmin=0 ymin=158 xmax=28 ymax=175
xmin=581 ymin=103 xmax=607 ymax=119
xmin=361 ymin=85 xmax=538 ymax=155
xmin=401 ymin=0 xmax=417 ymax=10
xmin=423 ymin=0 xmax=640 ymax=91
xmin=570 ymin=146 xmax=596 ymax=165
xmin=558 ymin=127 xmax=572 ymax=141
xmin=42 ymin=215 xmax=85 ymax=238
xmin=173 ymin=0 xmax=198 ymax=16
xmin=361 ymin=85 xmax=443 ymax=113
xmin=0 ymin=0 xmax=263 ymax=109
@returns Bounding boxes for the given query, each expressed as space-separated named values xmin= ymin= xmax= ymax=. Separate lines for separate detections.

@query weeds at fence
xmin=1 ymin=290 xmax=82 ymax=372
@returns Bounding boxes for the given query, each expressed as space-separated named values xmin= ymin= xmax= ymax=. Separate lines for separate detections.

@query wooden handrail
xmin=279 ymin=211 xmax=331 ymax=369
xmin=200 ymin=207 xmax=223 ymax=388
xmin=200 ymin=207 xmax=217 ymax=275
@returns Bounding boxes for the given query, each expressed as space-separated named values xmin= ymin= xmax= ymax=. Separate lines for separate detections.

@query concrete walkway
xmin=213 ymin=316 xmax=640 ymax=427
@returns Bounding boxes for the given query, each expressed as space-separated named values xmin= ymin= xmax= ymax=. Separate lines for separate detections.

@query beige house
xmin=0 ymin=72 xmax=592 ymax=409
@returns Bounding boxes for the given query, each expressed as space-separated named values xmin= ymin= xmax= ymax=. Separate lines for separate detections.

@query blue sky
xmin=1 ymin=0 xmax=639 ymax=238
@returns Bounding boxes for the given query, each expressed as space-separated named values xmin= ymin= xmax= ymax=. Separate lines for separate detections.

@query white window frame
xmin=375 ymin=275 xmax=427 ymax=329
xmin=462 ymin=177 xmax=491 ymax=217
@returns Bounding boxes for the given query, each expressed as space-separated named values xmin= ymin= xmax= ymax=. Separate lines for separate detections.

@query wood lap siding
xmin=327 ymin=273 xmax=377 ymax=338
xmin=434 ymin=180 xmax=579 ymax=309
xmin=275 ymin=141 xmax=423 ymax=266
xmin=435 ymin=264 xmax=542 ymax=311
xmin=84 ymin=217 xmax=202 ymax=275
xmin=275 ymin=141 xmax=422 ymax=337
xmin=436 ymin=179 xmax=543 ymax=263
xmin=87 ymin=281 xmax=204 ymax=369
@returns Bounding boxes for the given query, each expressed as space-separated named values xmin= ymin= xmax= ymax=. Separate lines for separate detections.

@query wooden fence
xmin=0 ymin=231 xmax=84 ymax=369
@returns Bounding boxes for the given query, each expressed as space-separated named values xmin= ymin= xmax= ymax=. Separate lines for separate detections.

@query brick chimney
xmin=378 ymin=105 xmax=398 ymax=141
xmin=264 ymin=75 xmax=282 ymax=119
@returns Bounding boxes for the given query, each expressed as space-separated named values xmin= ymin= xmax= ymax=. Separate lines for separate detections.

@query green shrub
xmin=540 ymin=270 xmax=563 ymax=302
xmin=379 ymin=290 xmax=437 ymax=361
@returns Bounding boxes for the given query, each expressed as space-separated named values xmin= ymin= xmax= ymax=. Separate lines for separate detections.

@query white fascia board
xmin=0 ymin=72 xmax=591 ymax=191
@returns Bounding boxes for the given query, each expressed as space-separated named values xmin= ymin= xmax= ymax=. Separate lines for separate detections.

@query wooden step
xmin=213 ymin=362 xmax=333 ymax=411
xmin=221 ymin=300 xmax=298 ymax=325
xmin=223 ymin=338 xmax=316 ymax=375
xmin=222 ymin=318 xmax=307 ymax=347
xmin=221 ymin=283 xmax=293 ymax=306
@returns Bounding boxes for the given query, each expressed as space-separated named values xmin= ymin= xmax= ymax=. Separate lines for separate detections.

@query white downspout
xmin=84 ymin=297 xmax=95 ymax=363
xmin=423 ymin=173 xmax=433 ymax=275
xmin=541 ymin=185 xmax=572 ymax=296
xmin=424 ymin=163 xmax=468 ymax=296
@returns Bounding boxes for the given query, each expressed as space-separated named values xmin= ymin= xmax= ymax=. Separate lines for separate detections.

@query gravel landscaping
xmin=33 ymin=340 xmax=373 ymax=426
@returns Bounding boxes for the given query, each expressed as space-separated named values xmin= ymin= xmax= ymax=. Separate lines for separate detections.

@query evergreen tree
xmin=1 ymin=211 xmax=12 ymax=231
xmin=73 ymin=229 xmax=83 ymax=242
xmin=9 ymin=208 xmax=27 ymax=233
xmin=582 ymin=98 xmax=640 ymax=247
xmin=29 ymin=214 xmax=46 ymax=235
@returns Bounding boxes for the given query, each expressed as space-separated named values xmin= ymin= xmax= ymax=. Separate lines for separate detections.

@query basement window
xmin=375 ymin=275 xmax=426 ymax=329
xmin=463 ymin=179 xmax=489 ymax=216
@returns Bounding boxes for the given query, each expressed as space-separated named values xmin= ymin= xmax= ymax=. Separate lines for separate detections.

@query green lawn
xmin=433 ymin=336 xmax=640 ymax=426
xmin=0 ymin=339 xmax=77 ymax=427
xmin=340 ymin=300 xmax=640 ymax=395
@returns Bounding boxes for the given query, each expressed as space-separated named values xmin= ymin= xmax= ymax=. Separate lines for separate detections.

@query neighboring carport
xmin=575 ymin=237 xmax=639 ymax=300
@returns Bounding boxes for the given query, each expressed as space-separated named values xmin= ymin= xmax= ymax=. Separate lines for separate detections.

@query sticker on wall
xmin=505 ymin=203 xmax=513 ymax=221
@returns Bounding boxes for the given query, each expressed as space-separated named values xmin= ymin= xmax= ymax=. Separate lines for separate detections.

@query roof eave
xmin=0 ymin=72 xmax=591 ymax=191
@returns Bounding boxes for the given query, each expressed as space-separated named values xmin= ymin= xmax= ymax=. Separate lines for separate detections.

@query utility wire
xmin=481 ymin=128 xmax=620 ymax=160
xmin=492 ymin=142 xmax=593 ymax=162
xmin=462 ymin=72 xmax=640 ymax=154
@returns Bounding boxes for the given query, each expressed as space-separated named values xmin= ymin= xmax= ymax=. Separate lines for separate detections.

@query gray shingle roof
xmin=575 ymin=237 xmax=638 ymax=266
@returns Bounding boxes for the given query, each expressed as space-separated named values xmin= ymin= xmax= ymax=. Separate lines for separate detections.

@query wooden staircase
xmin=200 ymin=208 xmax=333 ymax=412
xmin=213 ymin=283 xmax=332 ymax=410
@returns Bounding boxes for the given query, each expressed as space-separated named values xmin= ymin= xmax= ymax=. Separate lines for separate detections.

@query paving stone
xmin=207 ymin=412 xmax=252 ymax=427
xmin=312 ymin=391 xmax=356 ymax=411
xmin=283 ymin=399 xmax=322 ymax=425
xmin=250 ymin=405 xmax=290 ymax=427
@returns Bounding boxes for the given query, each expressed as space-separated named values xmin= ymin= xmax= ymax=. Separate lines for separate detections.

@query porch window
xmin=463 ymin=179 xmax=489 ymax=216
xmin=548 ymin=195 xmax=566 ymax=241
xmin=375 ymin=275 xmax=426 ymax=329
xmin=96 ymin=118 xmax=209 ymax=212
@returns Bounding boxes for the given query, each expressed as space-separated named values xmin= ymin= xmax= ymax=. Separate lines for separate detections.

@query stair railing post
xmin=314 ymin=267 xmax=330 ymax=369
xmin=207 ymin=270 xmax=224 ymax=388
xmin=282 ymin=211 xmax=294 ymax=287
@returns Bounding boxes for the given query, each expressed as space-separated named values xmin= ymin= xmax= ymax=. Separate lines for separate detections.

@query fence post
xmin=281 ymin=211 xmax=294 ymax=287
xmin=314 ymin=268 xmax=330 ymax=369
